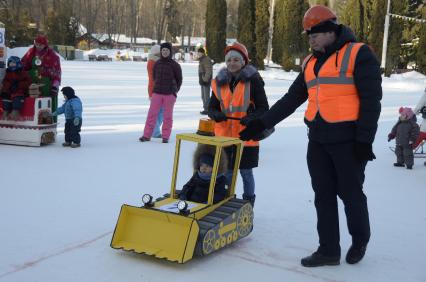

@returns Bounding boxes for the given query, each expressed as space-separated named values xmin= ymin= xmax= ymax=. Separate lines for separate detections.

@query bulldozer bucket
xmin=111 ymin=205 xmax=199 ymax=263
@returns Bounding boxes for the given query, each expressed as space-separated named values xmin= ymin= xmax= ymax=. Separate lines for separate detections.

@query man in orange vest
xmin=240 ymin=5 xmax=382 ymax=267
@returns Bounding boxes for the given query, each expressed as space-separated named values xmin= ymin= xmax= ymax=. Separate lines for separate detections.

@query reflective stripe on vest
xmin=304 ymin=42 xmax=363 ymax=123
xmin=211 ymin=79 xmax=259 ymax=147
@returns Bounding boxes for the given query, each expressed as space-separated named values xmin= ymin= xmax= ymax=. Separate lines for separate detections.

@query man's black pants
xmin=307 ymin=140 xmax=370 ymax=256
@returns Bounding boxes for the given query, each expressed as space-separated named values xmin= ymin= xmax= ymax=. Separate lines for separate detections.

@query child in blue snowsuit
xmin=52 ymin=87 xmax=83 ymax=148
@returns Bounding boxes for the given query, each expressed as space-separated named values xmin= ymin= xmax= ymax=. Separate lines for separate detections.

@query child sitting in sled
xmin=1 ymin=56 xmax=32 ymax=120
xmin=388 ymin=107 xmax=420 ymax=169
xmin=179 ymin=145 xmax=228 ymax=204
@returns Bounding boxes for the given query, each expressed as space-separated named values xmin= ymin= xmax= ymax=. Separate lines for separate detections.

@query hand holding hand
xmin=239 ymin=118 xmax=266 ymax=141
xmin=51 ymin=86 xmax=59 ymax=96
xmin=208 ymin=111 xmax=227 ymax=122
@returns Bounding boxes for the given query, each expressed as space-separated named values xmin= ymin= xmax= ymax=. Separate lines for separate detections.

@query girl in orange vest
xmin=208 ymin=42 xmax=269 ymax=205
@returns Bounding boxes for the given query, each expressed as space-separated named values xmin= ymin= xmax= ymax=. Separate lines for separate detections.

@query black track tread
xmin=195 ymin=198 xmax=247 ymax=257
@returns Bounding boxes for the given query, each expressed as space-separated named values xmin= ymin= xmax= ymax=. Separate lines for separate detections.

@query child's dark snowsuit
xmin=180 ymin=173 xmax=227 ymax=204
xmin=389 ymin=113 xmax=420 ymax=168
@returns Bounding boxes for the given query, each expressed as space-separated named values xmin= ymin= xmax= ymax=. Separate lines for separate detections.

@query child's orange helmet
xmin=303 ymin=5 xmax=337 ymax=32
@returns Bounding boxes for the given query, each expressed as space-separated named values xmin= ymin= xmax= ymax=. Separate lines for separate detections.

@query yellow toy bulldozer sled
xmin=110 ymin=129 xmax=254 ymax=263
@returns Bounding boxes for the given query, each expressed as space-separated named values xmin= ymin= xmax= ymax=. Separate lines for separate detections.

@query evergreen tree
xmin=385 ymin=0 xmax=408 ymax=76
xmin=254 ymin=0 xmax=270 ymax=69
xmin=281 ymin=0 xmax=310 ymax=71
xmin=45 ymin=1 xmax=78 ymax=46
xmin=205 ymin=0 xmax=227 ymax=63
xmin=368 ymin=0 xmax=386 ymax=59
xmin=416 ymin=6 xmax=426 ymax=74
xmin=314 ymin=0 xmax=329 ymax=5
xmin=272 ymin=0 xmax=285 ymax=64
xmin=340 ymin=0 xmax=363 ymax=41
xmin=237 ymin=0 xmax=256 ymax=64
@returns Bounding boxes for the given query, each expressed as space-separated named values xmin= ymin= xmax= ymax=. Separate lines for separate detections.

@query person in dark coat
xmin=140 ymin=42 xmax=182 ymax=143
xmin=1 ymin=56 xmax=31 ymax=120
xmin=180 ymin=145 xmax=228 ymax=204
xmin=240 ymin=5 xmax=382 ymax=267
xmin=208 ymin=42 xmax=269 ymax=206
xmin=388 ymin=107 xmax=420 ymax=169
xmin=197 ymin=47 xmax=213 ymax=115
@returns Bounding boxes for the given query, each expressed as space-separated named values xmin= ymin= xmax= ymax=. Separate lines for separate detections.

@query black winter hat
xmin=61 ymin=86 xmax=76 ymax=99
xmin=160 ymin=42 xmax=172 ymax=52
xmin=307 ymin=20 xmax=339 ymax=35
xmin=199 ymin=153 xmax=214 ymax=167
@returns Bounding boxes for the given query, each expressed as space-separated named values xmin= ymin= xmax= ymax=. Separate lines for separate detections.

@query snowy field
xmin=1 ymin=61 xmax=425 ymax=282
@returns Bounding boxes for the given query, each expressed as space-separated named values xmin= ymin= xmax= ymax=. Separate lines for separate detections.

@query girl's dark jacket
xmin=260 ymin=25 xmax=382 ymax=145
xmin=179 ymin=173 xmax=227 ymax=204
xmin=153 ymin=53 xmax=182 ymax=96
xmin=208 ymin=64 xmax=269 ymax=169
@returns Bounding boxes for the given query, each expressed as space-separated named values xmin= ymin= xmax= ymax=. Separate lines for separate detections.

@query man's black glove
xmin=51 ymin=86 xmax=59 ymax=96
xmin=208 ymin=110 xmax=227 ymax=122
xmin=240 ymin=115 xmax=253 ymax=126
xmin=239 ymin=118 xmax=266 ymax=141
xmin=354 ymin=142 xmax=376 ymax=161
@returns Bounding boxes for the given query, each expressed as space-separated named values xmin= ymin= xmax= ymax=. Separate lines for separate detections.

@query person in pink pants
xmin=139 ymin=42 xmax=182 ymax=143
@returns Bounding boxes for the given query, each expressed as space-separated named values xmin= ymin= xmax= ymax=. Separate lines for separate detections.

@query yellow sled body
xmin=111 ymin=133 xmax=253 ymax=263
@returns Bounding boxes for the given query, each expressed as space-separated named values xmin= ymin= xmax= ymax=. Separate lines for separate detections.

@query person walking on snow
xmin=208 ymin=42 xmax=270 ymax=206
xmin=52 ymin=87 xmax=83 ymax=148
xmin=388 ymin=107 xmax=420 ymax=169
xmin=197 ymin=47 xmax=213 ymax=115
xmin=147 ymin=44 xmax=163 ymax=138
xmin=239 ymin=5 xmax=382 ymax=267
xmin=139 ymin=42 xmax=182 ymax=144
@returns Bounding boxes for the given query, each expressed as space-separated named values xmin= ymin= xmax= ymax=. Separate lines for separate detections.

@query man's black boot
xmin=301 ymin=251 xmax=340 ymax=267
xmin=346 ymin=244 xmax=367 ymax=264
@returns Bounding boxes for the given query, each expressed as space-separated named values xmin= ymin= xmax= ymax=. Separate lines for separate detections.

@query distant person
xmin=179 ymin=145 xmax=228 ymax=204
xmin=197 ymin=47 xmax=212 ymax=115
xmin=1 ymin=56 xmax=31 ymax=120
xmin=52 ymin=87 xmax=83 ymax=148
xmin=139 ymin=42 xmax=182 ymax=143
xmin=21 ymin=35 xmax=61 ymax=120
xmin=413 ymin=88 xmax=426 ymax=154
xmin=388 ymin=107 xmax=420 ymax=169
xmin=239 ymin=5 xmax=382 ymax=266
xmin=147 ymin=44 xmax=163 ymax=138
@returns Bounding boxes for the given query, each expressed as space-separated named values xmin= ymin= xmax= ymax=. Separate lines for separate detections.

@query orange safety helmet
xmin=303 ymin=5 xmax=337 ymax=32
xmin=224 ymin=42 xmax=249 ymax=64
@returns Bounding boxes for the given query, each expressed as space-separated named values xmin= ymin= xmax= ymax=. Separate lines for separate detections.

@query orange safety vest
xmin=304 ymin=42 xmax=364 ymax=123
xmin=211 ymin=79 xmax=259 ymax=147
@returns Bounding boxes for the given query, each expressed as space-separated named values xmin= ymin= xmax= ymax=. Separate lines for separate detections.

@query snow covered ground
xmin=1 ymin=61 xmax=425 ymax=282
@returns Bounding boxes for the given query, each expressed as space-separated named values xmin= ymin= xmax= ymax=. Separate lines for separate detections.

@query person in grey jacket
xmin=197 ymin=48 xmax=213 ymax=115
xmin=388 ymin=107 xmax=420 ymax=169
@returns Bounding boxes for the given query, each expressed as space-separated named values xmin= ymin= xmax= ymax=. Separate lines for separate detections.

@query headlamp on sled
xmin=177 ymin=200 xmax=189 ymax=213
xmin=142 ymin=194 xmax=154 ymax=207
